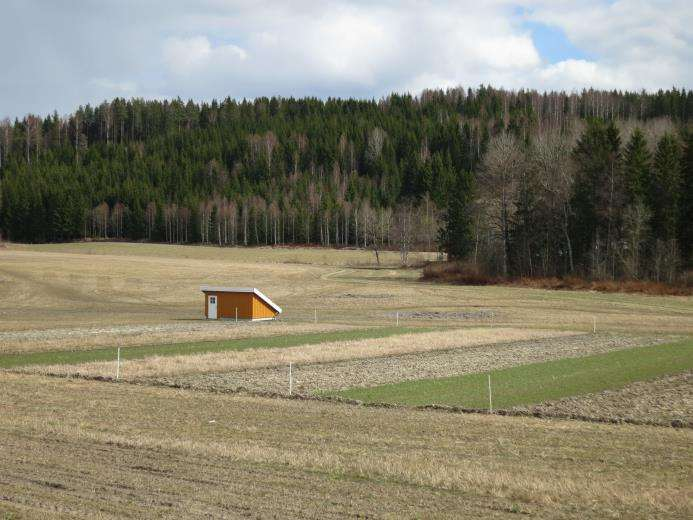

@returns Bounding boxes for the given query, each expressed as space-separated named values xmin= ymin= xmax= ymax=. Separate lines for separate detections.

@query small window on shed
xmin=210 ymin=296 xmax=216 ymax=304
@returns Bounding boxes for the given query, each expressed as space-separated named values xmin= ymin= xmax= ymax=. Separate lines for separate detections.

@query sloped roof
xmin=199 ymin=286 xmax=282 ymax=313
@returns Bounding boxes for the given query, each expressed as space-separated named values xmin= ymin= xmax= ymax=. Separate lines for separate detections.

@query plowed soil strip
xmin=519 ymin=372 xmax=692 ymax=427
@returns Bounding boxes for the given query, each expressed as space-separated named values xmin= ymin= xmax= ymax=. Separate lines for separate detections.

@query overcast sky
xmin=2 ymin=0 xmax=691 ymax=119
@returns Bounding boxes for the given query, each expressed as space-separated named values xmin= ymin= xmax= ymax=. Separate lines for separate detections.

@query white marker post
xmin=116 ymin=347 xmax=121 ymax=381
xmin=396 ymin=311 xmax=399 ymax=326
xmin=289 ymin=362 xmax=293 ymax=396
xmin=314 ymin=308 xmax=317 ymax=324
xmin=487 ymin=373 xmax=492 ymax=413
xmin=592 ymin=316 xmax=596 ymax=334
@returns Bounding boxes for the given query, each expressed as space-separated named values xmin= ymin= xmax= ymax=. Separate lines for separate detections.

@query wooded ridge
xmin=0 ymin=86 xmax=691 ymax=281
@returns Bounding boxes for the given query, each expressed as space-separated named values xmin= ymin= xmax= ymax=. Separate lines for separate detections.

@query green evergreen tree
xmin=680 ymin=130 xmax=693 ymax=267
xmin=650 ymin=133 xmax=681 ymax=240
xmin=439 ymin=170 xmax=474 ymax=260
xmin=623 ymin=128 xmax=650 ymax=205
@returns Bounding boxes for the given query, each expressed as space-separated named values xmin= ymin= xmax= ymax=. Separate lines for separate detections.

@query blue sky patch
xmin=524 ymin=21 xmax=591 ymax=64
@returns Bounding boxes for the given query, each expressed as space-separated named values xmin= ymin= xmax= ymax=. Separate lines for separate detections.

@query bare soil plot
xmin=153 ymin=333 xmax=670 ymax=395
xmin=22 ymin=327 xmax=572 ymax=379
xmin=521 ymin=372 xmax=693 ymax=427
xmin=1 ymin=373 xmax=691 ymax=519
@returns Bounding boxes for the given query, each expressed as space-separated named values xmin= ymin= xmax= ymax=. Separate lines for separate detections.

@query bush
xmin=422 ymin=262 xmax=692 ymax=296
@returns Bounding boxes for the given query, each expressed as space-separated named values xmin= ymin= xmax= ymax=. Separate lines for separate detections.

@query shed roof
xmin=199 ymin=286 xmax=282 ymax=313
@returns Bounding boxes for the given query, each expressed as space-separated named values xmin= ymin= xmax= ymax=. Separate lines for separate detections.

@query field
xmin=1 ymin=242 xmax=692 ymax=518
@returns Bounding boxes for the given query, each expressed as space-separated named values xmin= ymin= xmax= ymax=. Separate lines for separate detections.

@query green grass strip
xmin=333 ymin=339 xmax=693 ymax=408
xmin=0 ymin=326 xmax=429 ymax=369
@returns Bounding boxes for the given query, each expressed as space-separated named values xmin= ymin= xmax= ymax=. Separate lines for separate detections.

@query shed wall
xmin=203 ymin=291 xmax=278 ymax=320
xmin=252 ymin=295 xmax=277 ymax=319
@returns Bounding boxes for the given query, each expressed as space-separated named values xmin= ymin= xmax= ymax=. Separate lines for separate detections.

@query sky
xmin=1 ymin=0 xmax=692 ymax=119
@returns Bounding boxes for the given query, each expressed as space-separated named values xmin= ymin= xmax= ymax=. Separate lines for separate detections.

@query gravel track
xmin=153 ymin=333 xmax=670 ymax=395
xmin=519 ymin=372 xmax=692 ymax=427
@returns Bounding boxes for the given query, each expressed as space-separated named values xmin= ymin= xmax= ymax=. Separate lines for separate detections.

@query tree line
xmin=444 ymin=118 xmax=692 ymax=282
xmin=0 ymin=86 xmax=691 ymax=277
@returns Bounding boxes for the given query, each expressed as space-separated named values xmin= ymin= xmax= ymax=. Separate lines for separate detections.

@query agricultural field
xmin=1 ymin=242 xmax=692 ymax=518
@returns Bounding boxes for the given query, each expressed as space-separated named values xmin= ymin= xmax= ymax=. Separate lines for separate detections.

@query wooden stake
xmin=289 ymin=362 xmax=293 ymax=396
xmin=487 ymin=373 xmax=492 ymax=413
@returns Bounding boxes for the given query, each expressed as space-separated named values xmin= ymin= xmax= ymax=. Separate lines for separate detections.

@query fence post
xmin=487 ymin=373 xmax=492 ymax=413
xmin=289 ymin=362 xmax=293 ymax=396
xmin=116 ymin=347 xmax=121 ymax=381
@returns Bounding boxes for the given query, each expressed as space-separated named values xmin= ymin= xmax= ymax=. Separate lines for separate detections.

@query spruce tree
xmin=623 ymin=128 xmax=650 ymax=205
xmin=679 ymin=130 xmax=693 ymax=267
xmin=439 ymin=170 xmax=474 ymax=260
xmin=650 ymin=133 xmax=681 ymax=240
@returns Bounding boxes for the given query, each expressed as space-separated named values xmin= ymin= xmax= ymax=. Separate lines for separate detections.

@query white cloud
xmin=1 ymin=0 xmax=691 ymax=118
xmin=163 ymin=36 xmax=247 ymax=76
xmin=521 ymin=0 xmax=693 ymax=90
xmin=89 ymin=78 xmax=137 ymax=94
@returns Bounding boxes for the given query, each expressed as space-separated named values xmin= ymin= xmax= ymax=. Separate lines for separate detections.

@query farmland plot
xmin=1 ymin=242 xmax=692 ymax=519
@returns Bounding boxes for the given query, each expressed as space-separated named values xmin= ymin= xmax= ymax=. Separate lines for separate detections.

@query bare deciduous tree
xmin=480 ymin=133 xmax=524 ymax=276
xmin=533 ymin=131 xmax=576 ymax=273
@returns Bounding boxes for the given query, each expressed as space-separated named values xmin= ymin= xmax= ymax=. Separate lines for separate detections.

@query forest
xmin=0 ymin=86 xmax=691 ymax=281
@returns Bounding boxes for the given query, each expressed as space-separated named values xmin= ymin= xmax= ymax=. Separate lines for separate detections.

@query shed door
xmin=208 ymin=295 xmax=218 ymax=319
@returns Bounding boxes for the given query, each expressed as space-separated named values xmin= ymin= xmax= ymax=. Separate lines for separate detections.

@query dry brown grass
xmin=2 ymin=372 xmax=691 ymax=518
xmin=23 ymin=327 xmax=571 ymax=379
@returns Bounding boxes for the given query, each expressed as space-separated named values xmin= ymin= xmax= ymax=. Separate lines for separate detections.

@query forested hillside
xmin=0 ymin=86 xmax=691 ymax=280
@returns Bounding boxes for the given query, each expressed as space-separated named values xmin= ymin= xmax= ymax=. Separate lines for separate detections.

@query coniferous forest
xmin=0 ymin=86 xmax=691 ymax=282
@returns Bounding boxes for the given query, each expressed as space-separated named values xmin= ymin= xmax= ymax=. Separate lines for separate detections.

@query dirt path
xmin=154 ymin=333 xmax=670 ymax=395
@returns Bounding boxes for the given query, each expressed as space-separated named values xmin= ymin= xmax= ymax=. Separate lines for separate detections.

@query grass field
xmin=1 ymin=241 xmax=691 ymax=518
xmin=334 ymin=340 xmax=693 ymax=408
xmin=0 ymin=326 xmax=424 ymax=369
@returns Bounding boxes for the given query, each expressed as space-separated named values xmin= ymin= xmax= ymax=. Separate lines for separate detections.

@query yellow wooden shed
xmin=200 ymin=286 xmax=282 ymax=321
